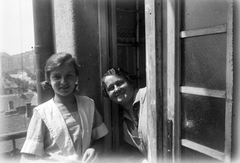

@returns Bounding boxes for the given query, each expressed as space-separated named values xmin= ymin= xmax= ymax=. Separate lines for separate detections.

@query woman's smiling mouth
xmin=60 ymin=86 xmax=70 ymax=90
xmin=116 ymin=93 xmax=126 ymax=99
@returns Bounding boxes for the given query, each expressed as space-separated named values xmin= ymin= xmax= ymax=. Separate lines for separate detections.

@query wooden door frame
xmin=161 ymin=0 xmax=181 ymax=162
xmin=145 ymin=0 xmax=164 ymax=162
xmin=98 ymin=0 xmax=113 ymax=153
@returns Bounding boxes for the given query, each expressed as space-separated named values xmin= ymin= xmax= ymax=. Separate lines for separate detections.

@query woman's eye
xmin=67 ymin=74 xmax=74 ymax=78
xmin=52 ymin=75 xmax=60 ymax=79
xmin=116 ymin=81 xmax=124 ymax=86
xmin=107 ymin=86 xmax=114 ymax=92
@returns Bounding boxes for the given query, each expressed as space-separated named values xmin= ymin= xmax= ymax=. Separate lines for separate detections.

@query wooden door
xmin=163 ymin=0 xmax=234 ymax=162
xmin=145 ymin=0 xmax=233 ymax=162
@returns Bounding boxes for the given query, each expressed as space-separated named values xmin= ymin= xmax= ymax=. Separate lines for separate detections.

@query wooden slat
xmin=98 ymin=0 xmax=112 ymax=152
xmin=174 ymin=0 xmax=182 ymax=162
xmin=109 ymin=0 xmax=121 ymax=150
xmin=180 ymin=25 xmax=227 ymax=38
xmin=145 ymin=0 xmax=158 ymax=160
xmin=181 ymin=139 xmax=225 ymax=161
xmin=145 ymin=0 xmax=162 ymax=162
xmin=162 ymin=0 xmax=170 ymax=161
xmin=165 ymin=0 xmax=181 ymax=162
xmin=180 ymin=86 xmax=225 ymax=98
xmin=224 ymin=1 xmax=234 ymax=163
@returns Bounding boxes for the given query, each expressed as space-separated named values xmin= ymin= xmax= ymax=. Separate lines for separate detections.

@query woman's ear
xmin=75 ymin=79 xmax=80 ymax=93
xmin=40 ymin=81 xmax=52 ymax=90
xmin=102 ymin=86 xmax=109 ymax=98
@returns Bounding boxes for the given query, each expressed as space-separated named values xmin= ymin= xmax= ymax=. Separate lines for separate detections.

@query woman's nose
xmin=114 ymin=85 xmax=120 ymax=92
xmin=60 ymin=77 xmax=66 ymax=84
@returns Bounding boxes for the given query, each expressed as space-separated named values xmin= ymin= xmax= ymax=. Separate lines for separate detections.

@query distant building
xmin=0 ymin=51 xmax=36 ymax=76
xmin=0 ymin=52 xmax=13 ymax=76
xmin=0 ymin=51 xmax=36 ymax=95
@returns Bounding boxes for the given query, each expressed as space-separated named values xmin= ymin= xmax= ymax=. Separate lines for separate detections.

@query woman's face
xmin=49 ymin=63 xmax=77 ymax=98
xmin=103 ymin=74 xmax=134 ymax=107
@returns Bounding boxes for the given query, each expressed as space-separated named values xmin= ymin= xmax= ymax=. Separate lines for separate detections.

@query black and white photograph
xmin=0 ymin=0 xmax=239 ymax=163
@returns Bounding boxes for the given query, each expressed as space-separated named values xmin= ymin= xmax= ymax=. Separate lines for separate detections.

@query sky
xmin=0 ymin=0 xmax=34 ymax=55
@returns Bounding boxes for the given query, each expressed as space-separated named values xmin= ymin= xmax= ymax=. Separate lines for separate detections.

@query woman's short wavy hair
xmin=44 ymin=52 xmax=80 ymax=81
xmin=41 ymin=52 xmax=80 ymax=90
xmin=101 ymin=67 xmax=135 ymax=97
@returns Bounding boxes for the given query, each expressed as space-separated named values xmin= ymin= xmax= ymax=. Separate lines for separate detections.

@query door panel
xmin=181 ymin=94 xmax=226 ymax=152
xmin=178 ymin=0 xmax=233 ymax=162
xmin=181 ymin=34 xmax=227 ymax=90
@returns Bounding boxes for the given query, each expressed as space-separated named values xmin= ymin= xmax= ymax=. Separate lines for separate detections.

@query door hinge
xmin=167 ymin=120 xmax=173 ymax=159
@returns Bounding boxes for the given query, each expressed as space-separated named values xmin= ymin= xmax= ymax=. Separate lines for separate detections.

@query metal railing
xmin=0 ymin=102 xmax=33 ymax=159
xmin=0 ymin=130 xmax=27 ymax=158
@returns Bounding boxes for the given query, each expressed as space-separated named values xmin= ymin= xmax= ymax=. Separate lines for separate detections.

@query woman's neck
xmin=124 ymin=103 xmax=135 ymax=121
xmin=122 ymin=92 xmax=136 ymax=118
xmin=124 ymin=103 xmax=133 ymax=111
xmin=53 ymin=93 xmax=78 ymax=113
xmin=53 ymin=93 xmax=76 ymax=105
xmin=123 ymin=88 xmax=137 ymax=111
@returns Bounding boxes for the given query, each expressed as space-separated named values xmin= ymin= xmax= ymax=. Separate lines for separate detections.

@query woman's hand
xmin=82 ymin=148 xmax=98 ymax=163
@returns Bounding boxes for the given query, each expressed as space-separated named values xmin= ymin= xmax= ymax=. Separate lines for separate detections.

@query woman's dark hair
xmin=41 ymin=52 xmax=80 ymax=90
xmin=101 ymin=67 xmax=135 ymax=97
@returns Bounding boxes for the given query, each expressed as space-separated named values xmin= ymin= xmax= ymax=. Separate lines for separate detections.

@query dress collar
xmin=123 ymin=87 xmax=147 ymax=120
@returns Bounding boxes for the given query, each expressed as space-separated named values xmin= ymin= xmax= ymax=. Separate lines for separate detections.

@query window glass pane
xmin=181 ymin=0 xmax=228 ymax=30
xmin=181 ymin=94 xmax=225 ymax=152
xmin=181 ymin=34 xmax=226 ymax=90
xmin=181 ymin=146 xmax=223 ymax=163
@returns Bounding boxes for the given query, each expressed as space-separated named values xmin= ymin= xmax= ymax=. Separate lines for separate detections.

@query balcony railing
xmin=0 ymin=130 xmax=27 ymax=160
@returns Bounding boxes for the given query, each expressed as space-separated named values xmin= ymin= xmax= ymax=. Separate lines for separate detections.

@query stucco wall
xmin=52 ymin=0 xmax=102 ymax=112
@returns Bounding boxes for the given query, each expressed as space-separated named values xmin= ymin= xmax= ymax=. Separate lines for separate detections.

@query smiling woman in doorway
xmin=102 ymin=67 xmax=148 ymax=163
